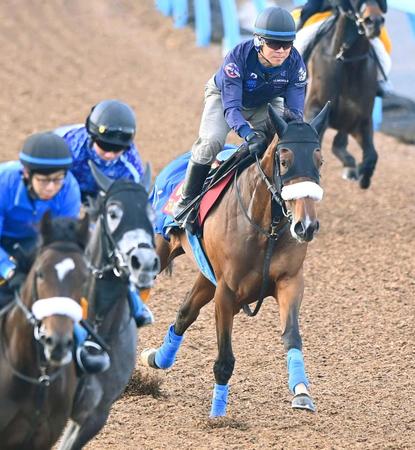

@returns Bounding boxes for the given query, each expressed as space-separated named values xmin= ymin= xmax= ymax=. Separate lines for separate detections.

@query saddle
xmin=175 ymin=146 xmax=255 ymax=236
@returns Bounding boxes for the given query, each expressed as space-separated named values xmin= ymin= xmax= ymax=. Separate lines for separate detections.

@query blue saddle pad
xmin=149 ymin=147 xmax=238 ymax=284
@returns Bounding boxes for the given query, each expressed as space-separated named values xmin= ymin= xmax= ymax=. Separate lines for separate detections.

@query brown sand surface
xmin=1 ymin=1 xmax=413 ymax=449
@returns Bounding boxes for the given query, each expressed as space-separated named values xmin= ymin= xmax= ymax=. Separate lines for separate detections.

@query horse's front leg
xmin=210 ymin=281 xmax=236 ymax=418
xmin=352 ymin=121 xmax=378 ymax=189
xmin=141 ymin=273 xmax=215 ymax=369
xmin=276 ymin=269 xmax=315 ymax=412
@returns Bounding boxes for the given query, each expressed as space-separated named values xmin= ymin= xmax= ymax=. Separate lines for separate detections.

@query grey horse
xmin=58 ymin=162 xmax=159 ymax=449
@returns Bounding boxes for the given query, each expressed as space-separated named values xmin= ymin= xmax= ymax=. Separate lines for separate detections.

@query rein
xmin=234 ymin=153 xmax=290 ymax=317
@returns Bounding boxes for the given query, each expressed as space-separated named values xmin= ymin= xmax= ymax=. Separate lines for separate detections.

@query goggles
xmin=97 ymin=125 xmax=135 ymax=144
xmin=263 ymin=39 xmax=293 ymax=50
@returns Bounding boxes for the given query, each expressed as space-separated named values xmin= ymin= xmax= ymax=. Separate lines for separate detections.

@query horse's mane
xmin=39 ymin=216 xmax=88 ymax=250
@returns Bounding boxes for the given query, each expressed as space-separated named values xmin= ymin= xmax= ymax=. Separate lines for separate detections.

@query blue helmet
xmin=19 ymin=132 xmax=72 ymax=173
xmin=254 ymin=6 xmax=296 ymax=42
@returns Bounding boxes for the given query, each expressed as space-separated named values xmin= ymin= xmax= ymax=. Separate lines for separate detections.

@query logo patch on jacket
xmin=224 ymin=63 xmax=241 ymax=78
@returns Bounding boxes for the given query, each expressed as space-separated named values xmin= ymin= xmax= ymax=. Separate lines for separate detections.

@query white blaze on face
xmin=55 ymin=258 xmax=75 ymax=282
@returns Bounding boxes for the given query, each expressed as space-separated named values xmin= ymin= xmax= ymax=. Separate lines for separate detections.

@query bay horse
xmin=0 ymin=213 xmax=89 ymax=450
xmin=141 ymin=103 xmax=330 ymax=416
xmin=59 ymin=162 xmax=160 ymax=450
xmin=304 ymin=0 xmax=386 ymax=188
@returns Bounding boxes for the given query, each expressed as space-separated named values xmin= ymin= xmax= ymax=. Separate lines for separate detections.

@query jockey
xmin=55 ymin=100 xmax=153 ymax=328
xmin=54 ymin=99 xmax=144 ymax=202
xmin=0 ymin=132 xmax=110 ymax=374
xmin=294 ymin=0 xmax=392 ymax=96
xmin=174 ymin=6 xmax=307 ymax=220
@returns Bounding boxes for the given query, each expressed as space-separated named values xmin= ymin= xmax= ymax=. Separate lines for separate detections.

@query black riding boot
xmin=173 ymin=160 xmax=211 ymax=223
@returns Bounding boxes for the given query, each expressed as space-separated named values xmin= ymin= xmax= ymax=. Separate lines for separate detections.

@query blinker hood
xmin=276 ymin=122 xmax=321 ymax=184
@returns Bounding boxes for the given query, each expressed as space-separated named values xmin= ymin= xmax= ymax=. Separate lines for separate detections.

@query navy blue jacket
xmin=55 ymin=125 xmax=144 ymax=199
xmin=214 ymin=39 xmax=307 ymax=137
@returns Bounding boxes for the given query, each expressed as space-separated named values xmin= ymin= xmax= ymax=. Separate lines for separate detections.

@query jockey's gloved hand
xmin=245 ymin=131 xmax=267 ymax=156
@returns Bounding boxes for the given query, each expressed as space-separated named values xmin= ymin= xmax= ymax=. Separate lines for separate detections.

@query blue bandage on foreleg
xmin=154 ymin=324 xmax=184 ymax=369
xmin=287 ymin=348 xmax=309 ymax=393
xmin=209 ymin=383 xmax=229 ymax=417
xmin=73 ymin=322 xmax=88 ymax=346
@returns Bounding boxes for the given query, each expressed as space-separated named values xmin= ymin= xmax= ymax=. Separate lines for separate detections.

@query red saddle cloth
xmin=162 ymin=170 xmax=235 ymax=227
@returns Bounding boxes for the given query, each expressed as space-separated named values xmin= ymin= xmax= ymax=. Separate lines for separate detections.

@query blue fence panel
xmin=195 ymin=0 xmax=211 ymax=46
xmin=252 ymin=0 xmax=267 ymax=13
xmin=156 ymin=0 xmax=172 ymax=16
xmin=173 ymin=0 xmax=188 ymax=28
xmin=218 ymin=0 xmax=241 ymax=52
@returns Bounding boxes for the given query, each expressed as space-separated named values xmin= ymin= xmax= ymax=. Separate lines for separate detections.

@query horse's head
xmin=89 ymin=161 xmax=160 ymax=289
xmin=350 ymin=0 xmax=386 ymax=38
xmin=23 ymin=213 xmax=90 ymax=367
xmin=267 ymin=102 xmax=330 ymax=243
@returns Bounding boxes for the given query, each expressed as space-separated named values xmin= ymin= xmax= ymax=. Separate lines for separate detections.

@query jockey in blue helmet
xmin=0 ymin=131 xmax=110 ymax=374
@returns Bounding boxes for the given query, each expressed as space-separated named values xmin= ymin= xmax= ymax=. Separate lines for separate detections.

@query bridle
xmin=89 ymin=183 xmax=149 ymax=281
xmin=0 ymin=240 xmax=85 ymax=387
xmin=235 ymin=134 xmax=322 ymax=317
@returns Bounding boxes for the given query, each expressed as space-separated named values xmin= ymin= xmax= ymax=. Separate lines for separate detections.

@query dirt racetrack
xmin=1 ymin=1 xmax=414 ymax=449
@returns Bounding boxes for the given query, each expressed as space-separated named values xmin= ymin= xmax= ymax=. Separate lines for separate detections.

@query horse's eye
xmin=37 ymin=270 xmax=44 ymax=280
xmin=106 ymin=203 xmax=123 ymax=232
xmin=281 ymin=159 xmax=288 ymax=168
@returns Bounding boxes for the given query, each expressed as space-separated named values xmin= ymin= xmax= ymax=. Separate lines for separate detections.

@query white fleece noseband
xmin=32 ymin=297 xmax=82 ymax=322
xmin=281 ymin=181 xmax=324 ymax=202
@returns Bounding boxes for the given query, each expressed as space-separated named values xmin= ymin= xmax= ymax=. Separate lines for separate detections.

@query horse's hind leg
xmin=275 ymin=270 xmax=315 ymax=412
xmin=352 ymin=122 xmax=378 ymax=189
xmin=332 ymin=131 xmax=358 ymax=181
xmin=141 ymin=273 xmax=215 ymax=369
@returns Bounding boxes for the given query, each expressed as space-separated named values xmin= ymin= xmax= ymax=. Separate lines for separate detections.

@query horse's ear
xmin=76 ymin=213 xmax=90 ymax=249
xmin=268 ymin=103 xmax=287 ymax=138
xmin=140 ymin=162 xmax=152 ymax=193
xmin=310 ymin=101 xmax=331 ymax=137
xmin=88 ymin=160 xmax=113 ymax=193
xmin=40 ymin=211 xmax=53 ymax=244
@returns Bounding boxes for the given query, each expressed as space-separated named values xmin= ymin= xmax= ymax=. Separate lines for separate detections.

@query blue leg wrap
xmin=287 ymin=348 xmax=309 ymax=393
xmin=73 ymin=322 xmax=88 ymax=347
xmin=154 ymin=324 xmax=184 ymax=369
xmin=128 ymin=284 xmax=144 ymax=318
xmin=210 ymin=383 xmax=229 ymax=417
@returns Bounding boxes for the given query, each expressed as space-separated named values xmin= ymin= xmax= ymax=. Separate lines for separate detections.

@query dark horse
xmin=305 ymin=0 xmax=386 ymax=188
xmin=59 ymin=162 xmax=160 ymax=450
xmin=141 ymin=103 xmax=330 ymax=416
xmin=0 ymin=213 xmax=89 ymax=450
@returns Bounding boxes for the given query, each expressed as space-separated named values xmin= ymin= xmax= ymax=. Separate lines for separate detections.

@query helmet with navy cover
xmin=254 ymin=6 xmax=296 ymax=42
xmin=19 ymin=132 xmax=72 ymax=173
xmin=86 ymin=99 xmax=136 ymax=151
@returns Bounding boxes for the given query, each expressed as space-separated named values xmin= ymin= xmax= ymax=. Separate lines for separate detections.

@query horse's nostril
xmin=153 ymin=258 xmax=160 ymax=272
xmin=67 ymin=338 xmax=74 ymax=349
xmin=294 ymin=221 xmax=305 ymax=237
xmin=45 ymin=336 xmax=54 ymax=347
xmin=131 ymin=255 xmax=141 ymax=270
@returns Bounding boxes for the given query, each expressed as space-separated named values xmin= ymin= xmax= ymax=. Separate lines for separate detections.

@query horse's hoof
xmin=359 ymin=174 xmax=371 ymax=189
xmin=140 ymin=348 xmax=159 ymax=369
xmin=342 ymin=167 xmax=358 ymax=181
xmin=291 ymin=393 xmax=316 ymax=412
